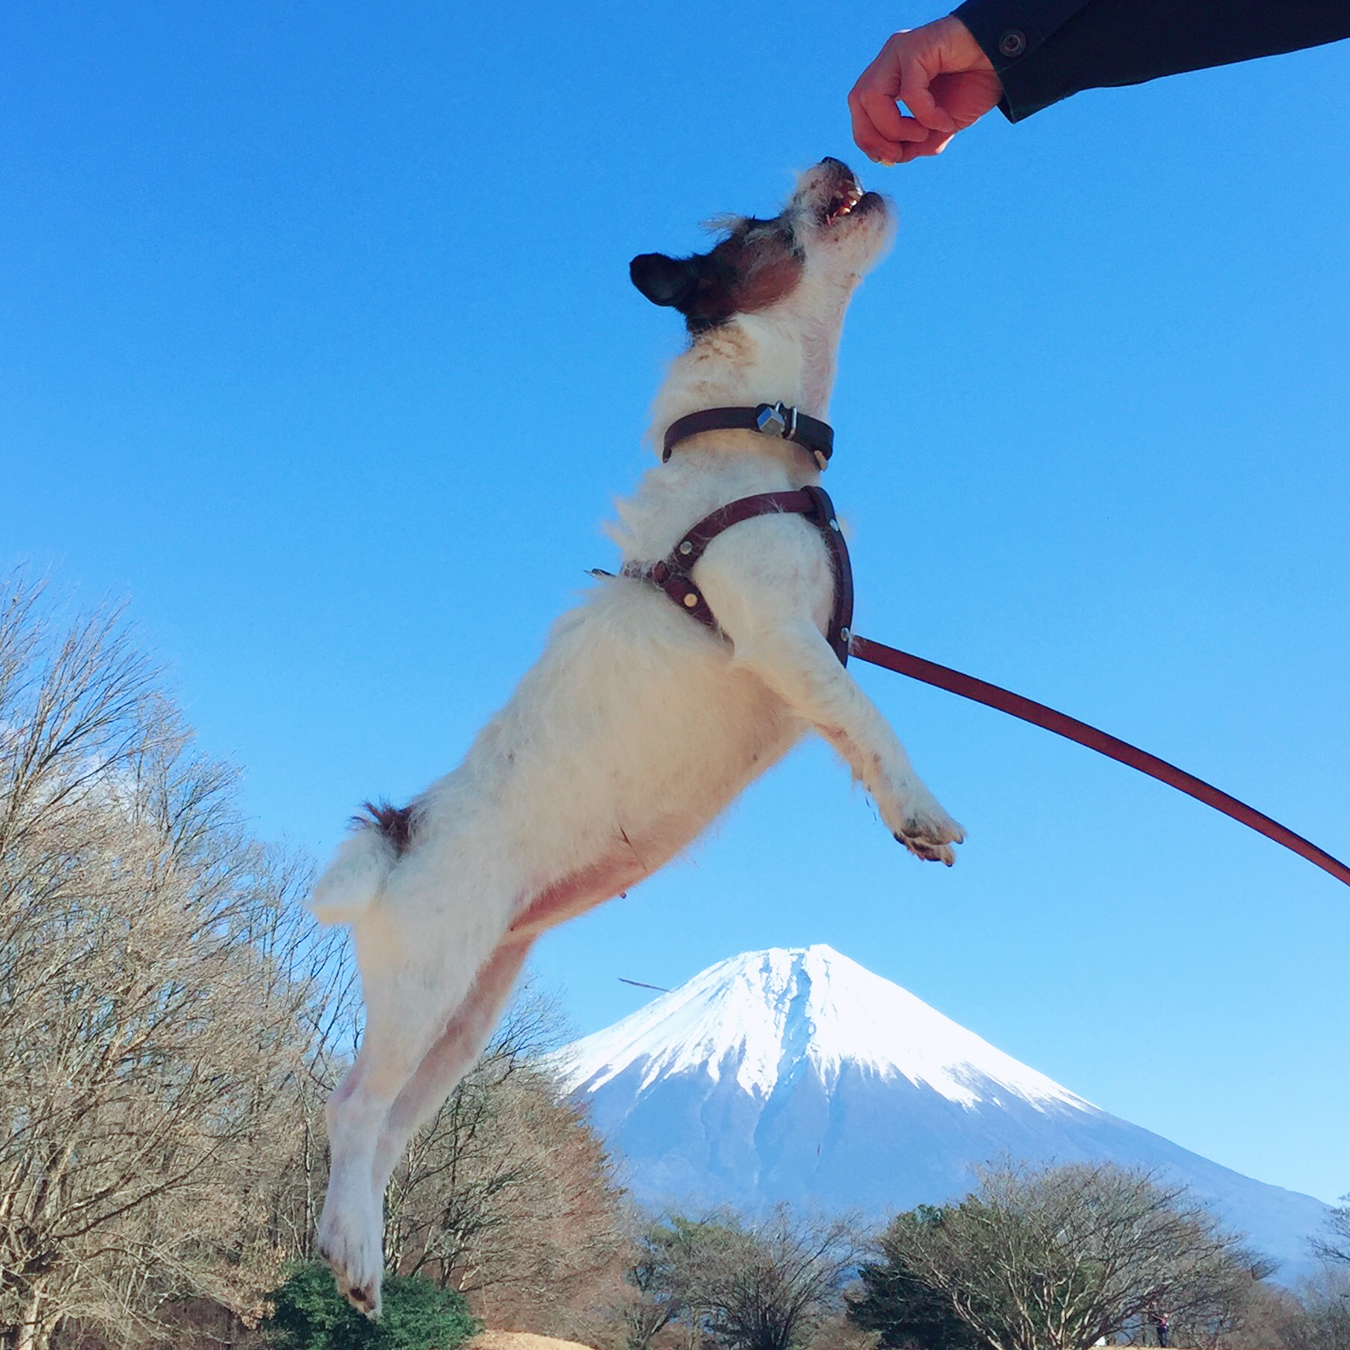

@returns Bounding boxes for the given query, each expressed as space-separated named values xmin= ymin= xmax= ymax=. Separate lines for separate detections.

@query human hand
xmin=849 ymin=15 xmax=1003 ymax=164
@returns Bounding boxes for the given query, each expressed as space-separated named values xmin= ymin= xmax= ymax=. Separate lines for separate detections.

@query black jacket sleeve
xmin=952 ymin=0 xmax=1350 ymax=121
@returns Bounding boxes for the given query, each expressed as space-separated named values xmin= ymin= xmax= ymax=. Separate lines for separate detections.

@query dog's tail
xmin=306 ymin=801 xmax=415 ymax=925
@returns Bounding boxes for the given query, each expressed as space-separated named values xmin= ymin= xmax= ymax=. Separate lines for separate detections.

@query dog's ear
xmin=630 ymin=253 xmax=701 ymax=310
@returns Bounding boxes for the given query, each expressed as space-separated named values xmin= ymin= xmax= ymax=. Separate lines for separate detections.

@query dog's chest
xmin=612 ymin=453 xmax=813 ymax=564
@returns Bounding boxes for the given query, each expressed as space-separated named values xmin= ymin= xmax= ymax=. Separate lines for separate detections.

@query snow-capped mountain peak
xmin=560 ymin=944 xmax=1088 ymax=1111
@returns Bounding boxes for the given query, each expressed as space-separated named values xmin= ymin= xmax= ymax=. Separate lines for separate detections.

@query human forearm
xmin=954 ymin=0 xmax=1350 ymax=120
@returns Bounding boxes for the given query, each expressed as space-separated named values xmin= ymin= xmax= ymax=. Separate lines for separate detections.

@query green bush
xmin=264 ymin=1264 xmax=481 ymax=1350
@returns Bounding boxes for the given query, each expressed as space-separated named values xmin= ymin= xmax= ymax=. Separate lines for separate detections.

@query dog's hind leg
xmin=369 ymin=932 xmax=534 ymax=1195
xmin=318 ymin=1014 xmax=439 ymax=1316
xmin=317 ymin=911 xmax=510 ymax=1317
xmin=733 ymin=620 xmax=965 ymax=863
xmin=365 ymin=856 xmax=640 ymax=1197
xmin=318 ymin=851 xmax=637 ymax=1316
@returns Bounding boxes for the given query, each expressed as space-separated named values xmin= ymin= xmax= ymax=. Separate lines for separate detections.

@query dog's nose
xmin=820 ymin=156 xmax=850 ymax=171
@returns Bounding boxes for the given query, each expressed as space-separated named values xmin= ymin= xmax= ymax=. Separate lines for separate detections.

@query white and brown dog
xmin=308 ymin=157 xmax=963 ymax=1315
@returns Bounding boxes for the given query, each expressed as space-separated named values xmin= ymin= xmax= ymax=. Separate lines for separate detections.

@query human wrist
xmin=951 ymin=0 xmax=1031 ymax=72
xmin=937 ymin=12 xmax=996 ymax=71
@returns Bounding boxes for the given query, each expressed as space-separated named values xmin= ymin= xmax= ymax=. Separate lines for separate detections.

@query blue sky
xmin=2 ymin=3 xmax=1347 ymax=1212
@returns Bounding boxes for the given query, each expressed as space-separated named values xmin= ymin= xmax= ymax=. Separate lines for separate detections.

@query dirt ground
xmin=469 ymin=1332 xmax=598 ymax=1350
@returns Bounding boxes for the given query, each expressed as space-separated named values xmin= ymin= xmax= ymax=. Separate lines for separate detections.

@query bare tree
xmin=1278 ymin=1269 xmax=1350 ymax=1350
xmin=619 ymin=1216 xmax=692 ymax=1350
xmin=1312 ymin=1197 xmax=1350 ymax=1268
xmin=705 ymin=1208 xmax=858 ymax=1350
xmin=0 ymin=577 xmax=339 ymax=1350
xmin=858 ymin=1162 xmax=1270 ymax=1350
xmin=628 ymin=1209 xmax=859 ymax=1350
xmin=0 ymin=573 xmax=638 ymax=1350
xmin=805 ymin=1310 xmax=884 ymax=1350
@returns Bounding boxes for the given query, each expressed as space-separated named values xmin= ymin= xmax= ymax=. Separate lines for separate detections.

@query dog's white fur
xmin=308 ymin=162 xmax=963 ymax=1316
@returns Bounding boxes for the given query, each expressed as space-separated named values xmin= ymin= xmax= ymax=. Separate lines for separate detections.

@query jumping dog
xmin=308 ymin=157 xmax=963 ymax=1315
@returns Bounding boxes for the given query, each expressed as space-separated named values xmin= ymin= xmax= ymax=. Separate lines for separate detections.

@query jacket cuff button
xmin=998 ymin=28 xmax=1027 ymax=57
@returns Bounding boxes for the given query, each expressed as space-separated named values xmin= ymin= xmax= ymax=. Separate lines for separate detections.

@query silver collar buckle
xmin=754 ymin=401 xmax=798 ymax=439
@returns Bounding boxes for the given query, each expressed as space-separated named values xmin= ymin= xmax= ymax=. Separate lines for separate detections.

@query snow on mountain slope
xmin=566 ymin=945 xmax=1088 ymax=1110
xmin=557 ymin=945 xmax=1331 ymax=1281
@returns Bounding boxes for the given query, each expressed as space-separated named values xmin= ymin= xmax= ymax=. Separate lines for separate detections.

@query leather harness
xmin=621 ymin=483 xmax=854 ymax=665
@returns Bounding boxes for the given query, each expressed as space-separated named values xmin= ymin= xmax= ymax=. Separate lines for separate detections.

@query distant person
xmin=1155 ymin=1311 xmax=1170 ymax=1348
xmin=849 ymin=1 xmax=1350 ymax=163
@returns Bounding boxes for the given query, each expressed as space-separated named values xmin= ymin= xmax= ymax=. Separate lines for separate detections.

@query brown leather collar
xmin=662 ymin=403 xmax=834 ymax=470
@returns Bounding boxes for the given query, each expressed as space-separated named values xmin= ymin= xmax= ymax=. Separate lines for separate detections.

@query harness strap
xmin=622 ymin=486 xmax=854 ymax=665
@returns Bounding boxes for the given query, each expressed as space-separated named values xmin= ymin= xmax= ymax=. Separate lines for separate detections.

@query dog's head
xmin=632 ymin=158 xmax=893 ymax=421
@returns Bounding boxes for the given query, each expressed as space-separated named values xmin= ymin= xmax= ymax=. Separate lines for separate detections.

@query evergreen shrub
xmin=264 ymin=1263 xmax=481 ymax=1350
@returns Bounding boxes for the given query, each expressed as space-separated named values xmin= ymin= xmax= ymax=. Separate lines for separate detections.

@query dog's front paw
xmin=888 ymin=788 xmax=964 ymax=867
xmin=317 ymin=1198 xmax=385 ymax=1320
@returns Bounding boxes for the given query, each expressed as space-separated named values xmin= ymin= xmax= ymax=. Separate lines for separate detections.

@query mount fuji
xmin=556 ymin=945 xmax=1329 ymax=1280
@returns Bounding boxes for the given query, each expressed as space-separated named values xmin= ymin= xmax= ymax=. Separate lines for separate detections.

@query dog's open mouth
xmin=810 ymin=158 xmax=882 ymax=230
xmin=824 ymin=185 xmax=864 ymax=224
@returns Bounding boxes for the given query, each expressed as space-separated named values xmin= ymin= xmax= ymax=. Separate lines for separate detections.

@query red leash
xmin=848 ymin=633 xmax=1350 ymax=889
xmin=640 ymin=416 xmax=1348 ymax=890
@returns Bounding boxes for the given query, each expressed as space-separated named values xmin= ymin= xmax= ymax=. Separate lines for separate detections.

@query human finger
xmin=848 ymin=87 xmax=905 ymax=163
xmin=858 ymin=86 xmax=932 ymax=145
xmin=848 ymin=50 xmax=903 ymax=151
xmin=848 ymin=32 xmax=921 ymax=155
xmin=895 ymin=45 xmax=957 ymax=134
xmin=849 ymin=72 xmax=937 ymax=165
